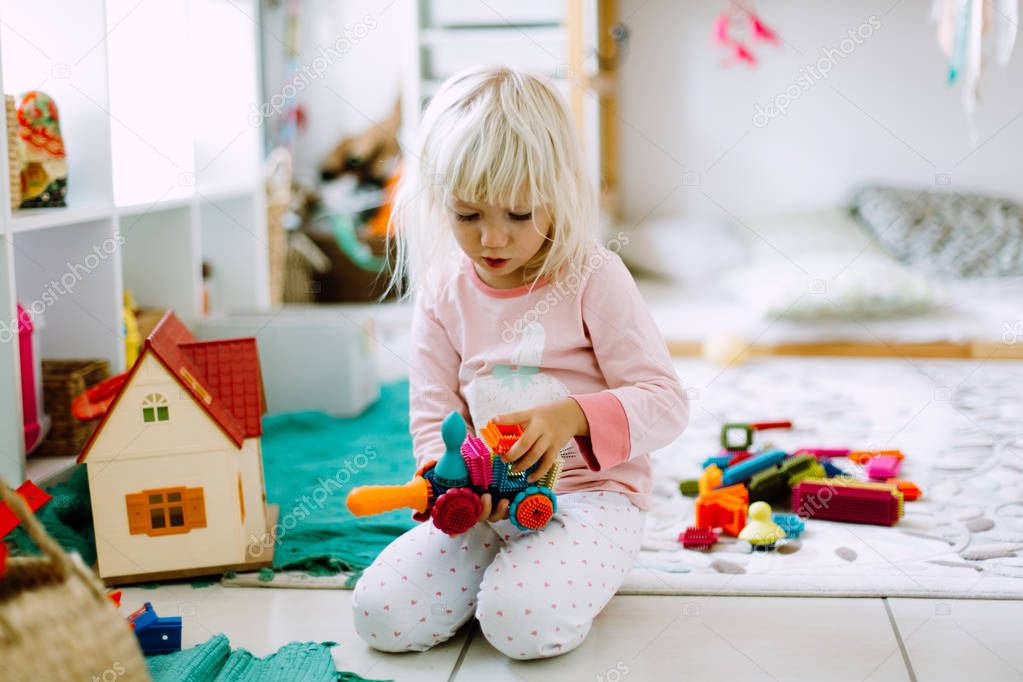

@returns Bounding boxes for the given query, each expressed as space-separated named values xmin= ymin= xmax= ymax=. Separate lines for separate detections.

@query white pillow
xmin=618 ymin=217 xmax=749 ymax=284
xmin=719 ymin=250 xmax=943 ymax=321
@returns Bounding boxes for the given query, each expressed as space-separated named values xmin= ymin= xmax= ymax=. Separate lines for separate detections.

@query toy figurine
xmin=346 ymin=411 xmax=562 ymax=535
xmin=16 ymin=91 xmax=67 ymax=208
xmin=738 ymin=501 xmax=786 ymax=548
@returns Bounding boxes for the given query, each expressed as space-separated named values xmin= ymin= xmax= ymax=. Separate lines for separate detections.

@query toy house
xmin=76 ymin=310 xmax=277 ymax=585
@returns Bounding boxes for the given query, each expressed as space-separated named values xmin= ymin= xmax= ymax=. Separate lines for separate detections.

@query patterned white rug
xmin=620 ymin=357 xmax=1023 ymax=599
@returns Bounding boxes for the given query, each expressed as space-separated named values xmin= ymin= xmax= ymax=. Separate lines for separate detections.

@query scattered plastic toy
xmin=127 ymin=602 xmax=182 ymax=655
xmin=720 ymin=421 xmax=792 ymax=451
xmin=739 ymin=501 xmax=787 ymax=547
xmin=695 ymin=483 xmax=749 ymax=537
xmin=793 ymin=479 xmax=904 ymax=526
xmin=679 ymin=526 xmax=719 ymax=551
xmin=347 ymin=411 xmax=562 ymax=534
xmin=771 ymin=512 xmax=805 ymax=539
xmin=866 ymin=455 xmax=902 ymax=480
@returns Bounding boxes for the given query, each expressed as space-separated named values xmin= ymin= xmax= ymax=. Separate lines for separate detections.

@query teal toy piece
xmin=434 ymin=412 xmax=470 ymax=486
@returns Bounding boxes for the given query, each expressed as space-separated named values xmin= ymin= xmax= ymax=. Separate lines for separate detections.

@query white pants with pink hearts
xmin=351 ymin=490 xmax=645 ymax=660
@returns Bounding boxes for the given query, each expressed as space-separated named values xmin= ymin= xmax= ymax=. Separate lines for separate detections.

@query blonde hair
xmin=387 ymin=65 xmax=597 ymax=297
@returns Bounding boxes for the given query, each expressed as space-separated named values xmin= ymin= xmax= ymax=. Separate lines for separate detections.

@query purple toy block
xmin=865 ymin=455 xmax=901 ymax=480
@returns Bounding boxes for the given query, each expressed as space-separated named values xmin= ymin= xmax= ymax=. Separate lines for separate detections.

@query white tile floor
xmin=119 ymin=585 xmax=1023 ymax=681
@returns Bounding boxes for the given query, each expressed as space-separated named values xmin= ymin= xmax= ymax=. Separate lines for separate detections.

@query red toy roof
xmin=77 ymin=311 xmax=265 ymax=462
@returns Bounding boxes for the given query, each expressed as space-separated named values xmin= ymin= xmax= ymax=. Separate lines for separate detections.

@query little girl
xmin=352 ymin=65 xmax=688 ymax=660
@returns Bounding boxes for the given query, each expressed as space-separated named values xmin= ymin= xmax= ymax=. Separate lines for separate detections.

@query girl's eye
xmin=508 ymin=212 xmax=533 ymax=222
xmin=455 ymin=213 xmax=480 ymax=222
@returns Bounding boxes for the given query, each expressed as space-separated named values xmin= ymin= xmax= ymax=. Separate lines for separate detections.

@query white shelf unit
xmin=0 ymin=0 xmax=269 ymax=484
xmin=402 ymin=0 xmax=602 ymax=210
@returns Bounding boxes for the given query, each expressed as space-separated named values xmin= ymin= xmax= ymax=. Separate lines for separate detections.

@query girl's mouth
xmin=482 ymin=257 xmax=510 ymax=269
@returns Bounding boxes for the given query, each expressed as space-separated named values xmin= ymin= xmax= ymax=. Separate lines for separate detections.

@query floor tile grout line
xmin=447 ymin=620 xmax=478 ymax=682
xmin=883 ymin=598 xmax=918 ymax=682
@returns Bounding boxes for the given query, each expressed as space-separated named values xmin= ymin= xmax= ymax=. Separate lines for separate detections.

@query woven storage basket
xmin=0 ymin=477 xmax=151 ymax=681
xmin=37 ymin=359 xmax=110 ymax=457
xmin=5 ymin=94 xmax=20 ymax=211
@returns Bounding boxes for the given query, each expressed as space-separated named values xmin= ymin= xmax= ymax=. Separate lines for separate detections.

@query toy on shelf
xmin=127 ymin=602 xmax=182 ymax=655
xmin=695 ymin=483 xmax=748 ymax=537
xmin=720 ymin=421 xmax=792 ymax=451
xmin=771 ymin=512 xmax=805 ymax=539
xmin=793 ymin=479 xmax=904 ymax=526
xmin=16 ymin=91 xmax=67 ymax=208
xmin=73 ymin=310 xmax=278 ymax=585
xmin=886 ymin=479 xmax=922 ymax=501
xmin=679 ymin=526 xmax=719 ymax=551
xmin=738 ymin=501 xmax=786 ymax=547
xmin=865 ymin=455 xmax=902 ymax=480
xmin=347 ymin=412 xmax=562 ymax=534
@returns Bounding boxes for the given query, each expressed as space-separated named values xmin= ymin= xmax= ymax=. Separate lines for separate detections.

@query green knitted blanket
xmin=146 ymin=634 xmax=385 ymax=681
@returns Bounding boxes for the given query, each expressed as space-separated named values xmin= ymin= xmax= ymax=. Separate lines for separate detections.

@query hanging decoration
xmin=712 ymin=1 xmax=780 ymax=67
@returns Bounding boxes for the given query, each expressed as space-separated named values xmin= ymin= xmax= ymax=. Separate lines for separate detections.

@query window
xmin=125 ymin=486 xmax=206 ymax=536
xmin=142 ymin=393 xmax=169 ymax=423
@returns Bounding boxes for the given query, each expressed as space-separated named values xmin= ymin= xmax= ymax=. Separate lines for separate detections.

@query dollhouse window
xmin=142 ymin=393 xmax=169 ymax=423
xmin=125 ymin=487 xmax=207 ymax=537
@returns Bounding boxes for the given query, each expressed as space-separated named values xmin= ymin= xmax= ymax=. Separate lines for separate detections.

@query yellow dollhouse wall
xmin=85 ymin=352 xmax=252 ymax=579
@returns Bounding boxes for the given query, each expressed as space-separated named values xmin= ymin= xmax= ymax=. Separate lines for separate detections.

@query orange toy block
xmin=480 ymin=421 xmax=524 ymax=455
xmin=698 ymin=464 xmax=723 ymax=495
xmin=886 ymin=478 xmax=922 ymax=501
xmin=695 ymin=484 xmax=749 ymax=537
xmin=848 ymin=449 xmax=904 ymax=465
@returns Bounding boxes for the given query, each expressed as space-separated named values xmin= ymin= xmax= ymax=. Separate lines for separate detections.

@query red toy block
xmin=0 ymin=542 xmax=7 ymax=578
xmin=695 ymin=484 xmax=749 ymax=536
xmin=750 ymin=421 xmax=793 ymax=431
xmin=886 ymin=479 xmax=922 ymax=501
xmin=480 ymin=421 xmax=524 ymax=455
xmin=0 ymin=480 xmax=52 ymax=539
xmin=727 ymin=451 xmax=752 ymax=467
xmin=792 ymin=479 xmax=903 ymax=526
xmin=679 ymin=526 xmax=719 ymax=550
xmin=793 ymin=448 xmax=850 ymax=459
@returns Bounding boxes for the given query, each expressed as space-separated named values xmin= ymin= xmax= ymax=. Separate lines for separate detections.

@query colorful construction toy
xmin=698 ymin=463 xmax=723 ymax=495
xmin=678 ymin=479 xmax=700 ymax=497
xmin=702 ymin=453 xmax=733 ymax=469
xmin=346 ymin=411 xmax=562 ymax=534
xmin=127 ymin=602 xmax=182 ymax=655
xmin=847 ymin=449 xmax=904 ymax=465
xmin=721 ymin=449 xmax=786 ymax=486
xmin=679 ymin=526 xmax=719 ymax=550
xmin=865 ymin=455 xmax=902 ymax=480
xmin=886 ymin=479 xmax=922 ymax=501
xmin=792 ymin=479 xmax=904 ymax=526
xmin=771 ymin=512 xmax=805 ymax=539
xmin=720 ymin=421 xmax=792 ymax=451
xmin=738 ymin=501 xmax=786 ymax=547
xmin=695 ymin=483 xmax=749 ymax=536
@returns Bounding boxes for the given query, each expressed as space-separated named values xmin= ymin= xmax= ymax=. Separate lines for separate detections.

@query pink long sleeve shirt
xmin=409 ymin=243 xmax=689 ymax=510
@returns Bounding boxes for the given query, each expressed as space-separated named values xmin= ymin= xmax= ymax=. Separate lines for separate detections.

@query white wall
xmin=617 ymin=0 xmax=1023 ymax=223
xmin=262 ymin=0 xmax=409 ymax=185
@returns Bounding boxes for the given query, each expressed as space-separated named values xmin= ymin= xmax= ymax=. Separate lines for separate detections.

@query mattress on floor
xmin=639 ymin=276 xmax=1023 ymax=346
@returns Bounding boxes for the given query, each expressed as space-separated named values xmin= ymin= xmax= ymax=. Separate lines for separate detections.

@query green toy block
xmin=678 ymin=479 xmax=700 ymax=497
xmin=721 ymin=423 xmax=754 ymax=451
xmin=748 ymin=467 xmax=789 ymax=504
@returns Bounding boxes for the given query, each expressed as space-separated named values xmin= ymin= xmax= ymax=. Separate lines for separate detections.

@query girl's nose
xmin=479 ymin=223 xmax=509 ymax=248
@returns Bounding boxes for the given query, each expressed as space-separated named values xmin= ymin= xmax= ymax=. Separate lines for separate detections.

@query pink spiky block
xmin=461 ymin=436 xmax=493 ymax=488
xmin=792 ymin=479 xmax=903 ymax=526
xmin=865 ymin=455 xmax=901 ymax=480
xmin=793 ymin=448 xmax=851 ymax=459
xmin=678 ymin=526 xmax=719 ymax=550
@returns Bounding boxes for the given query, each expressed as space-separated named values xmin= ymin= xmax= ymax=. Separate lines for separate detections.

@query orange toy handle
xmin=346 ymin=477 xmax=431 ymax=516
xmin=71 ymin=371 xmax=130 ymax=421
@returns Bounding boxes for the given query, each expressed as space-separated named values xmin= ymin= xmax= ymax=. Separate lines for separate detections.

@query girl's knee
xmin=476 ymin=590 xmax=591 ymax=660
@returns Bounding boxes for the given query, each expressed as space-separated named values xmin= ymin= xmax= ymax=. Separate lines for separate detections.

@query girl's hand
xmin=494 ymin=398 xmax=589 ymax=483
xmin=478 ymin=493 xmax=509 ymax=523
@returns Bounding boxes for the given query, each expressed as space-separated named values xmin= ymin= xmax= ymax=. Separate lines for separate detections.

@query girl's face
xmin=448 ymin=197 xmax=551 ymax=289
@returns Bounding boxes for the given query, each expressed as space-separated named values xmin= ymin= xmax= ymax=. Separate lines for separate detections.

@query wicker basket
xmin=36 ymin=359 xmax=110 ymax=457
xmin=0 ymin=477 xmax=151 ymax=680
xmin=5 ymin=94 xmax=20 ymax=211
